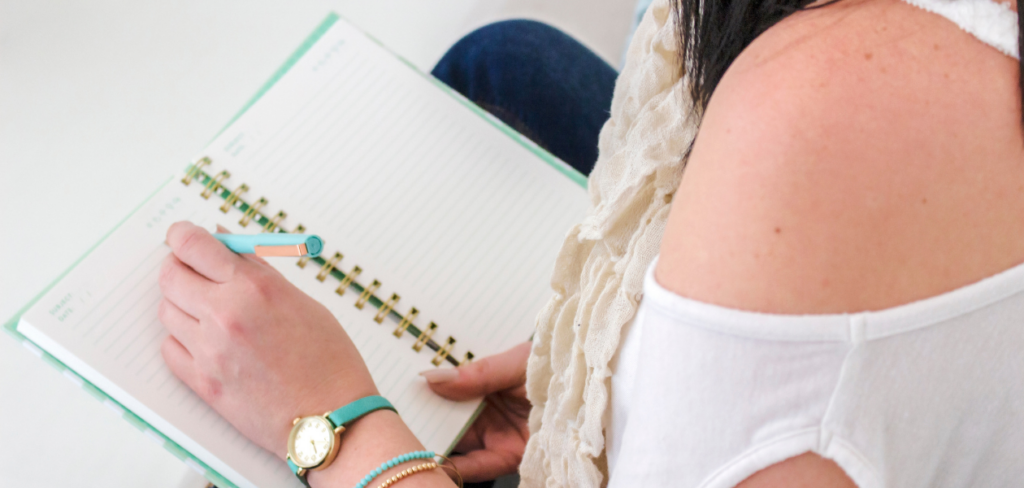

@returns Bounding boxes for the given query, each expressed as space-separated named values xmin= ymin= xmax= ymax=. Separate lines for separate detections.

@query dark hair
xmin=672 ymin=0 xmax=1024 ymax=125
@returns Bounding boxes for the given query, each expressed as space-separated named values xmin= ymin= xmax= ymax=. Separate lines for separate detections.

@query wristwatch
xmin=286 ymin=395 xmax=396 ymax=486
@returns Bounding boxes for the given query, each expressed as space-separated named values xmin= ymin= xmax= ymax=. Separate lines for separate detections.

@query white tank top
xmin=607 ymin=4 xmax=1022 ymax=485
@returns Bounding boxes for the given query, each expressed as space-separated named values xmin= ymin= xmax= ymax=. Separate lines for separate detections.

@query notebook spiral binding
xmin=182 ymin=159 xmax=473 ymax=367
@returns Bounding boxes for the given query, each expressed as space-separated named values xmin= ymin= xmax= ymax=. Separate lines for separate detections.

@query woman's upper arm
xmin=656 ymin=0 xmax=1024 ymax=316
xmin=657 ymin=38 xmax=903 ymax=315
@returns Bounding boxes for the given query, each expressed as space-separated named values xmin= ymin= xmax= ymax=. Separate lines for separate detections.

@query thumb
xmin=421 ymin=341 xmax=531 ymax=401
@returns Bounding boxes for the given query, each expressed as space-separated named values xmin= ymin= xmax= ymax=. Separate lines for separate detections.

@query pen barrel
xmin=213 ymin=233 xmax=323 ymax=257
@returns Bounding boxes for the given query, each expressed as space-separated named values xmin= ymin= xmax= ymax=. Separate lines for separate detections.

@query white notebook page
xmin=202 ymin=18 xmax=590 ymax=358
xmin=18 ymin=15 xmax=589 ymax=488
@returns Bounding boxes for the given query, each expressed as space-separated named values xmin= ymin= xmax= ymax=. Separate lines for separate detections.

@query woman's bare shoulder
xmin=657 ymin=0 xmax=1024 ymax=315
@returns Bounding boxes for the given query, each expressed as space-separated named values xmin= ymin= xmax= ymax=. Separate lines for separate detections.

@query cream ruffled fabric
xmin=519 ymin=0 xmax=698 ymax=485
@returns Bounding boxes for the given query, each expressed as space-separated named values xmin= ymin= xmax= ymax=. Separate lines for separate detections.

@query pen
xmin=213 ymin=233 xmax=324 ymax=258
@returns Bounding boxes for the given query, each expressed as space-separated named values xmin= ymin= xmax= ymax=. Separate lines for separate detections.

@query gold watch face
xmin=288 ymin=416 xmax=336 ymax=468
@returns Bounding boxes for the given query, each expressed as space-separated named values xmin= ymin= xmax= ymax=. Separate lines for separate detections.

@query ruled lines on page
xmin=203 ymin=19 xmax=591 ymax=364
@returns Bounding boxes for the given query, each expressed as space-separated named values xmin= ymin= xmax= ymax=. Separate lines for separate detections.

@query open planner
xmin=4 ymin=13 xmax=589 ymax=488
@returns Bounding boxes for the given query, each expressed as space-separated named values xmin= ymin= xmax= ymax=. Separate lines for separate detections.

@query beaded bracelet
xmin=354 ymin=450 xmax=435 ymax=488
xmin=374 ymin=461 xmax=438 ymax=488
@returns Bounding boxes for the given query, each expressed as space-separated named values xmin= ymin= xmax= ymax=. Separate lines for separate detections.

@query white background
xmin=0 ymin=0 xmax=633 ymax=486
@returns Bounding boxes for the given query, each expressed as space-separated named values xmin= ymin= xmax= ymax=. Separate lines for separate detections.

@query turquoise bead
xmin=354 ymin=450 xmax=441 ymax=488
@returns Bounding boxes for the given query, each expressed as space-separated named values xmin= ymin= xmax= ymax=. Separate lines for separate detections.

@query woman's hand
xmin=421 ymin=342 xmax=531 ymax=482
xmin=157 ymin=221 xmax=378 ymax=454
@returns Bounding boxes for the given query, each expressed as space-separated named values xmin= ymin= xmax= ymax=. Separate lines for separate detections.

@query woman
xmin=156 ymin=0 xmax=1024 ymax=485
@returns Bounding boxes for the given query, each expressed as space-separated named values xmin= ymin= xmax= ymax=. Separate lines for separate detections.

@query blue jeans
xmin=432 ymin=20 xmax=618 ymax=177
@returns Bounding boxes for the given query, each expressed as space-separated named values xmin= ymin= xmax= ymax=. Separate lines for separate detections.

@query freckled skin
xmin=660 ymin=0 xmax=1023 ymax=315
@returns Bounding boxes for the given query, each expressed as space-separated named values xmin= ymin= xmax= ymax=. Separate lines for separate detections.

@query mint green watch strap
xmin=287 ymin=458 xmax=312 ymax=488
xmin=327 ymin=395 xmax=396 ymax=428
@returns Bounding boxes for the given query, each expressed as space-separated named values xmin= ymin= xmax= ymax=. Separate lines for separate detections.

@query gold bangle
xmin=374 ymin=461 xmax=438 ymax=488
xmin=436 ymin=453 xmax=464 ymax=488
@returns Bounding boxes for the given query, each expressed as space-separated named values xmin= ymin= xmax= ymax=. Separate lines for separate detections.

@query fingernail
xmin=419 ymin=368 xmax=459 ymax=384
xmin=216 ymin=224 xmax=229 ymax=233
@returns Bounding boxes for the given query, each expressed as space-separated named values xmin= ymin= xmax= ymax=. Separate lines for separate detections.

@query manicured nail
xmin=419 ymin=368 xmax=459 ymax=384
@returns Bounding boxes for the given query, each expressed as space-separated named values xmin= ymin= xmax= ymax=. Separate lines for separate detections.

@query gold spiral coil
xmin=431 ymin=336 xmax=456 ymax=366
xmin=263 ymin=210 xmax=287 ymax=233
xmin=220 ymin=183 xmax=249 ymax=213
xmin=181 ymin=157 xmax=210 ymax=185
xmin=239 ymin=197 xmax=267 ymax=227
xmin=201 ymin=170 xmax=230 ymax=199
xmin=335 ymin=266 xmax=362 ymax=295
xmin=412 ymin=322 xmax=438 ymax=352
xmin=316 ymin=252 xmax=343 ymax=282
xmin=355 ymin=279 xmax=381 ymax=309
xmin=393 ymin=307 xmax=419 ymax=338
xmin=374 ymin=293 xmax=400 ymax=323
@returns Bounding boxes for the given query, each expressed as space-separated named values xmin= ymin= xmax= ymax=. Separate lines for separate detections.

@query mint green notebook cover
xmin=3 ymin=12 xmax=584 ymax=488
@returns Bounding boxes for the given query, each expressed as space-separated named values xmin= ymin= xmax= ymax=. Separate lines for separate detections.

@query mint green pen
xmin=213 ymin=233 xmax=323 ymax=258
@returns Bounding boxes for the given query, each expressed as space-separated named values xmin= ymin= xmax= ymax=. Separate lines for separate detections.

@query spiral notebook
xmin=3 ymin=13 xmax=589 ymax=488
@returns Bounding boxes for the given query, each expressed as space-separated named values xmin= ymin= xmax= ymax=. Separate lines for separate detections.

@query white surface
xmin=0 ymin=0 xmax=632 ymax=486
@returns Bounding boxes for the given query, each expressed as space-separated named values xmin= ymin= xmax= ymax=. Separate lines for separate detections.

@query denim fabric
xmin=432 ymin=20 xmax=618 ymax=177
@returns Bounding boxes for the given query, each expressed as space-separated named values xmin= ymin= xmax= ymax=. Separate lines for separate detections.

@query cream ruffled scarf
xmin=519 ymin=0 xmax=699 ymax=485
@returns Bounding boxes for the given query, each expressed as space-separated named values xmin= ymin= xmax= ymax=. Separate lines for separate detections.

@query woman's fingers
xmin=162 ymin=335 xmax=224 ymax=404
xmin=158 ymin=298 xmax=200 ymax=353
xmin=161 ymin=335 xmax=196 ymax=387
xmin=166 ymin=221 xmax=241 ymax=283
xmin=451 ymin=422 xmax=483 ymax=453
xmin=159 ymin=254 xmax=217 ymax=320
xmin=422 ymin=341 xmax=531 ymax=401
xmin=446 ymin=449 xmax=521 ymax=483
